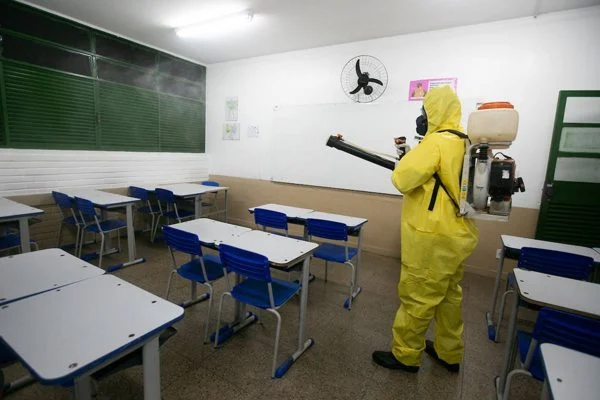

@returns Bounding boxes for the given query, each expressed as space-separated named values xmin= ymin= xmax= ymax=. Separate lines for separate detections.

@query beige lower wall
xmin=211 ymin=175 xmax=539 ymax=278
xmin=6 ymin=176 xmax=539 ymax=278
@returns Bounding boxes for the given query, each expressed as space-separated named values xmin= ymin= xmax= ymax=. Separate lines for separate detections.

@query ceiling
xmin=19 ymin=0 xmax=600 ymax=65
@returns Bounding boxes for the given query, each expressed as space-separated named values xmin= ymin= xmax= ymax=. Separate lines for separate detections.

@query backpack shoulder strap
xmin=438 ymin=129 xmax=469 ymax=140
xmin=427 ymin=129 xmax=468 ymax=214
xmin=429 ymin=173 xmax=461 ymax=212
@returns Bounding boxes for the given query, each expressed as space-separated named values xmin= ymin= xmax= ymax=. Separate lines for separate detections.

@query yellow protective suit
xmin=391 ymin=86 xmax=478 ymax=366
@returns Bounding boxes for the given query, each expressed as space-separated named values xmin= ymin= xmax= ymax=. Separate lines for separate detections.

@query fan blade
xmin=355 ymin=59 xmax=362 ymax=77
xmin=368 ymin=78 xmax=383 ymax=86
xmin=349 ymin=85 xmax=362 ymax=95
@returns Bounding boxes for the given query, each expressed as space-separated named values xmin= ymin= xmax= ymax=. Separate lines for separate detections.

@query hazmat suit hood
xmin=422 ymin=86 xmax=464 ymax=136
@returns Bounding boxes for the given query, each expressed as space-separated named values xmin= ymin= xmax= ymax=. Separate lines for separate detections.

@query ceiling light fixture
xmin=175 ymin=9 xmax=254 ymax=39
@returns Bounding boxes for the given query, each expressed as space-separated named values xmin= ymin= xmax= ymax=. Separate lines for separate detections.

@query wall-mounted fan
xmin=341 ymin=55 xmax=388 ymax=103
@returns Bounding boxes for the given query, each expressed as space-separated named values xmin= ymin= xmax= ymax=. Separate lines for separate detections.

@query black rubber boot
xmin=424 ymin=340 xmax=460 ymax=373
xmin=372 ymin=351 xmax=419 ymax=373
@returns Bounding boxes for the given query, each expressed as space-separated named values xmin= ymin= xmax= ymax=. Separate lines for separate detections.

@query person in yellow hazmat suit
xmin=372 ymin=86 xmax=478 ymax=373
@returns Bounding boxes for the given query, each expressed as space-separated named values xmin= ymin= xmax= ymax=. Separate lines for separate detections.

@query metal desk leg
xmin=18 ymin=217 xmax=31 ymax=253
xmin=100 ymin=209 xmax=113 ymax=251
xmin=194 ymin=195 xmax=202 ymax=219
xmin=73 ymin=375 xmax=92 ymax=400
xmin=181 ymin=256 xmax=210 ymax=308
xmin=106 ymin=204 xmax=145 ymax=272
xmin=274 ymin=256 xmax=315 ymax=378
xmin=495 ymin=288 xmax=519 ymax=399
xmin=223 ymin=190 xmax=228 ymax=222
xmin=142 ymin=336 xmax=161 ymax=400
xmin=298 ymin=256 xmax=311 ymax=347
xmin=487 ymin=244 xmax=506 ymax=341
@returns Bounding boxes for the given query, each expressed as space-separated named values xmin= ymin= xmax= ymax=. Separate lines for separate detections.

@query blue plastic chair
xmin=0 ymin=233 xmax=39 ymax=255
xmin=214 ymin=244 xmax=300 ymax=378
xmin=129 ymin=186 xmax=161 ymax=242
xmin=163 ymin=225 xmax=225 ymax=342
xmin=502 ymin=308 xmax=600 ymax=400
xmin=254 ymin=208 xmax=292 ymax=236
xmin=200 ymin=180 xmax=220 ymax=216
xmin=306 ymin=218 xmax=359 ymax=309
xmin=75 ymin=197 xmax=127 ymax=269
xmin=254 ymin=208 xmax=304 ymax=278
xmin=153 ymin=189 xmax=194 ymax=239
xmin=496 ymin=247 xmax=593 ymax=341
xmin=52 ymin=191 xmax=82 ymax=252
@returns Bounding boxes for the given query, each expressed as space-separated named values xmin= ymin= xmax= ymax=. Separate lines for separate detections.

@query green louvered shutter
xmin=159 ymin=94 xmax=205 ymax=153
xmin=3 ymin=62 xmax=95 ymax=149
xmin=0 ymin=64 xmax=5 ymax=146
xmin=98 ymin=81 xmax=159 ymax=152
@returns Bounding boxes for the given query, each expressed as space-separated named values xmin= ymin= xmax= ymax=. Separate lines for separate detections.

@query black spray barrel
xmin=326 ymin=135 xmax=395 ymax=171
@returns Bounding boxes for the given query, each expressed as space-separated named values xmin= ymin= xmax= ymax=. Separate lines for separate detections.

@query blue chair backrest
xmin=162 ymin=225 xmax=202 ymax=256
xmin=75 ymin=197 xmax=97 ymax=218
xmin=52 ymin=191 xmax=73 ymax=209
xmin=129 ymin=186 xmax=149 ymax=201
xmin=202 ymin=180 xmax=219 ymax=187
xmin=254 ymin=208 xmax=288 ymax=231
xmin=533 ymin=308 xmax=600 ymax=358
xmin=155 ymin=188 xmax=175 ymax=204
xmin=219 ymin=244 xmax=271 ymax=282
xmin=306 ymin=218 xmax=348 ymax=241
xmin=519 ymin=247 xmax=593 ymax=281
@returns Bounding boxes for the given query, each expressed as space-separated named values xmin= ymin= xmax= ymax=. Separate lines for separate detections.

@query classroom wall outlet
xmin=495 ymin=249 xmax=502 ymax=259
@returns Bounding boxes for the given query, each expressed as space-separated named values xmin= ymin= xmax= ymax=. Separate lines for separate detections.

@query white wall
xmin=0 ymin=149 xmax=209 ymax=196
xmin=206 ymin=6 xmax=600 ymax=209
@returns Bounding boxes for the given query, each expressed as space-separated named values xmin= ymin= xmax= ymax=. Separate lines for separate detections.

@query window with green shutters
xmin=0 ymin=0 xmax=206 ymax=153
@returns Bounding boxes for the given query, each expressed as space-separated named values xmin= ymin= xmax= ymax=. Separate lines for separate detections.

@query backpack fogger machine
xmin=326 ymin=102 xmax=525 ymax=221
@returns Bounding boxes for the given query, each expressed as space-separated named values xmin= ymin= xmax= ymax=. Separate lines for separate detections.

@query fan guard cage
xmin=341 ymin=55 xmax=388 ymax=103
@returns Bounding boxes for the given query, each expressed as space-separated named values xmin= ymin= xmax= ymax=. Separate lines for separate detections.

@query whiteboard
xmin=267 ymin=99 xmax=479 ymax=195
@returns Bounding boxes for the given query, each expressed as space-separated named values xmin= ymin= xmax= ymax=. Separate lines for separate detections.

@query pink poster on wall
xmin=408 ymin=77 xmax=457 ymax=101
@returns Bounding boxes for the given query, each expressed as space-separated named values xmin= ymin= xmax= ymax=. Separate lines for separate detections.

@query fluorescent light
xmin=175 ymin=10 xmax=254 ymax=38
xmin=166 ymin=4 xmax=246 ymax=29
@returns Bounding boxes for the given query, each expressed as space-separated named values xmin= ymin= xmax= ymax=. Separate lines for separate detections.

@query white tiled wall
xmin=0 ymin=148 xmax=209 ymax=196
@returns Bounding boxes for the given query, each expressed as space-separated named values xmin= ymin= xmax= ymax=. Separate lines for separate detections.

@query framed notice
xmin=223 ymin=123 xmax=240 ymax=140
xmin=408 ymin=77 xmax=457 ymax=101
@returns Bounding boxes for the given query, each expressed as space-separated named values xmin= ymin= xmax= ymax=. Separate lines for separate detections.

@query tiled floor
xmin=3 ymin=236 xmax=541 ymax=400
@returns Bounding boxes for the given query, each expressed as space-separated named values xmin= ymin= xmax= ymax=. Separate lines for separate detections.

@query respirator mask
xmin=415 ymin=108 xmax=428 ymax=136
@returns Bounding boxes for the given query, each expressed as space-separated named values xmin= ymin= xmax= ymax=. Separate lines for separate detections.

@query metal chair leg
xmin=324 ymin=261 xmax=328 ymax=282
xmin=496 ymin=289 xmax=515 ymax=342
xmin=165 ymin=270 xmax=177 ymax=300
xmin=502 ymin=369 xmax=532 ymax=400
xmin=78 ymin=229 xmax=86 ymax=258
xmin=346 ymin=261 xmax=356 ymax=309
xmin=56 ymin=223 xmax=63 ymax=248
xmin=74 ymin=225 xmax=81 ymax=256
xmin=152 ymin=215 xmax=162 ymax=242
xmin=203 ymin=283 xmax=214 ymax=344
xmin=98 ymin=233 xmax=105 ymax=270
xmin=150 ymin=214 xmax=156 ymax=242
xmin=267 ymin=309 xmax=282 ymax=378
xmin=214 ymin=292 xmax=232 ymax=348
